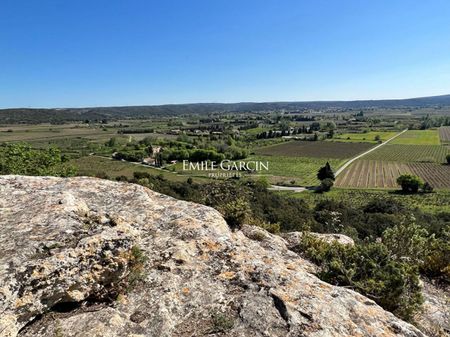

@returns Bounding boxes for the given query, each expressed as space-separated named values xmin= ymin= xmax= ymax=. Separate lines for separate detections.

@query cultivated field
xmin=248 ymin=155 xmax=345 ymax=186
xmin=408 ymin=163 xmax=450 ymax=189
xmin=332 ymin=131 xmax=398 ymax=143
xmin=335 ymin=160 xmax=450 ymax=189
xmin=439 ymin=126 xmax=450 ymax=143
xmin=254 ymin=141 xmax=373 ymax=159
xmin=335 ymin=160 xmax=412 ymax=188
xmin=390 ymin=129 xmax=440 ymax=145
xmin=173 ymin=155 xmax=345 ymax=186
xmin=363 ymin=144 xmax=449 ymax=163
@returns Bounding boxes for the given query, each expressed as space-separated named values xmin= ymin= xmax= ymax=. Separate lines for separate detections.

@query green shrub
xmin=383 ymin=219 xmax=430 ymax=265
xmin=219 ymin=197 xmax=252 ymax=229
xmin=421 ymin=228 xmax=450 ymax=282
xmin=295 ymin=234 xmax=423 ymax=321
xmin=318 ymin=178 xmax=334 ymax=192
xmin=421 ymin=182 xmax=434 ymax=193
xmin=0 ymin=143 xmax=76 ymax=177
xmin=397 ymin=174 xmax=423 ymax=193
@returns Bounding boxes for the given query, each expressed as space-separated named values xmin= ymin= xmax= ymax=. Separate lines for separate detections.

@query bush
xmin=383 ymin=219 xmax=429 ymax=265
xmin=114 ymin=150 xmax=146 ymax=162
xmin=421 ymin=182 xmax=434 ymax=193
xmin=364 ymin=198 xmax=405 ymax=214
xmin=0 ymin=143 xmax=76 ymax=177
xmin=295 ymin=234 xmax=423 ymax=321
xmin=446 ymin=154 xmax=450 ymax=165
xmin=318 ymin=178 xmax=334 ymax=192
xmin=219 ymin=197 xmax=251 ymax=229
xmin=396 ymin=174 xmax=423 ymax=193
xmin=421 ymin=227 xmax=450 ymax=281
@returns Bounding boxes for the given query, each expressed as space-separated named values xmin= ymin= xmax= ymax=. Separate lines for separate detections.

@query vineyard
xmin=335 ymin=160 xmax=450 ymax=189
xmin=439 ymin=126 xmax=450 ymax=143
xmin=335 ymin=160 xmax=412 ymax=188
xmin=408 ymin=163 xmax=450 ymax=189
xmin=255 ymin=141 xmax=373 ymax=159
xmin=248 ymin=155 xmax=345 ymax=186
xmin=390 ymin=129 xmax=440 ymax=145
xmin=363 ymin=144 xmax=449 ymax=163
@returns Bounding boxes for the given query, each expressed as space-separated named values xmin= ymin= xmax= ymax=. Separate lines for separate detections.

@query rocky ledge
xmin=0 ymin=176 xmax=426 ymax=337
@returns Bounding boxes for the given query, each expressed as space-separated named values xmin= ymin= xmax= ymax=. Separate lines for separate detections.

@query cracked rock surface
xmin=0 ymin=176 xmax=426 ymax=337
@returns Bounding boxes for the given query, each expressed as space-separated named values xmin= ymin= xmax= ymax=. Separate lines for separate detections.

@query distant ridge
xmin=1 ymin=94 xmax=450 ymax=124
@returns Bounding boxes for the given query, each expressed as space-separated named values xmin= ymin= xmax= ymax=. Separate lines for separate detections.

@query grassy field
xmin=170 ymin=155 xmax=345 ymax=186
xmin=363 ymin=144 xmax=449 ymax=163
xmin=254 ymin=140 xmax=373 ymax=159
xmin=390 ymin=129 xmax=440 ymax=145
xmin=245 ymin=127 xmax=270 ymax=135
xmin=72 ymin=156 xmax=209 ymax=183
xmin=0 ymin=122 xmax=176 ymax=147
xmin=332 ymin=131 xmax=399 ymax=143
xmin=277 ymin=188 xmax=450 ymax=213
xmin=247 ymin=155 xmax=345 ymax=186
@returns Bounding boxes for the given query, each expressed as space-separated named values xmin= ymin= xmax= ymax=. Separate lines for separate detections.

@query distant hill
xmin=1 ymin=94 xmax=450 ymax=124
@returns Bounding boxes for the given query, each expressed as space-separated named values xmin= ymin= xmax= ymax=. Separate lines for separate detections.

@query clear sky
xmin=1 ymin=0 xmax=450 ymax=108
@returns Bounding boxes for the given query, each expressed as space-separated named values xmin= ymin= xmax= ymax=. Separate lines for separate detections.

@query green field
xmin=363 ymin=144 xmax=449 ymax=163
xmin=332 ymin=131 xmax=398 ymax=143
xmin=390 ymin=129 xmax=440 ymax=145
xmin=170 ymin=155 xmax=344 ymax=186
xmin=246 ymin=155 xmax=345 ymax=186
xmin=72 ymin=156 xmax=208 ymax=182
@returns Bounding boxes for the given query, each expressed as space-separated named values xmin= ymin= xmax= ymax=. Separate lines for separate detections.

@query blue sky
xmin=1 ymin=0 xmax=450 ymax=108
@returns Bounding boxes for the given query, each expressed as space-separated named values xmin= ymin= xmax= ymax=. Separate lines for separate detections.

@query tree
xmin=106 ymin=137 xmax=118 ymax=147
xmin=0 ymin=143 xmax=75 ymax=177
xmin=317 ymin=162 xmax=335 ymax=181
xmin=396 ymin=174 xmax=423 ymax=193
xmin=374 ymin=135 xmax=381 ymax=142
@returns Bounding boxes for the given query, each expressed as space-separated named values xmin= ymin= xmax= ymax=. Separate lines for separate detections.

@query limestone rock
xmin=414 ymin=280 xmax=449 ymax=336
xmin=0 ymin=176 xmax=425 ymax=336
xmin=282 ymin=231 xmax=355 ymax=248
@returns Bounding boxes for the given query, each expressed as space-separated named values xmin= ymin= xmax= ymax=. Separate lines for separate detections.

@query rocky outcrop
xmin=281 ymin=232 xmax=355 ymax=248
xmin=0 ymin=176 xmax=426 ymax=337
xmin=414 ymin=280 xmax=449 ymax=336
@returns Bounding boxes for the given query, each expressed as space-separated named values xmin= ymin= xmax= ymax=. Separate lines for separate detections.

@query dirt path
xmin=268 ymin=185 xmax=307 ymax=193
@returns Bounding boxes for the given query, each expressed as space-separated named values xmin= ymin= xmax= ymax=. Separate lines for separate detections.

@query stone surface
xmin=414 ymin=280 xmax=449 ymax=336
xmin=0 ymin=176 xmax=426 ymax=337
xmin=281 ymin=231 xmax=355 ymax=248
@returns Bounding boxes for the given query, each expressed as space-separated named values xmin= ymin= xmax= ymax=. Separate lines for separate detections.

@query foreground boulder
xmin=0 ymin=176 xmax=426 ymax=337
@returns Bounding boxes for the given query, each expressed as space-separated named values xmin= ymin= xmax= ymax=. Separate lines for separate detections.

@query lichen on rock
xmin=0 ymin=176 xmax=427 ymax=336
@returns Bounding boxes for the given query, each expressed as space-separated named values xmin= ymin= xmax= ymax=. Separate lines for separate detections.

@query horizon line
xmin=1 ymin=93 xmax=449 ymax=110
